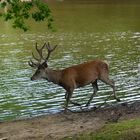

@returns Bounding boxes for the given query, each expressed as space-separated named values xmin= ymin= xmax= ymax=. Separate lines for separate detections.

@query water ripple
xmin=0 ymin=31 xmax=139 ymax=121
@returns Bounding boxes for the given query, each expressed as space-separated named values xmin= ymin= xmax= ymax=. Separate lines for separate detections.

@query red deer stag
xmin=29 ymin=42 xmax=120 ymax=110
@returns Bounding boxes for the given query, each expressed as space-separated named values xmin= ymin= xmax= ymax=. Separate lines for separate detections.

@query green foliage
xmin=64 ymin=119 xmax=140 ymax=140
xmin=0 ymin=0 xmax=53 ymax=31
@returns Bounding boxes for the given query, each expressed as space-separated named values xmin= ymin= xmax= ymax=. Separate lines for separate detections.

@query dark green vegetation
xmin=0 ymin=0 xmax=53 ymax=31
xmin=65 ymin=119 xmax=140 ymax=140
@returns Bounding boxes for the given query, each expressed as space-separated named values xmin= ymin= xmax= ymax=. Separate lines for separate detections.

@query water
xmin=0 ymin=2 xmax=140 ymax=121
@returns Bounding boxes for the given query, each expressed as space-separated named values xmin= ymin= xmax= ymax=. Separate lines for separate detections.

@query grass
xmin=64 ymin=119 xmax=140 ymax=140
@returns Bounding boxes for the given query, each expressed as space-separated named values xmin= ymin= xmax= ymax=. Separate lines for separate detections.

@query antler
xmin=45 ymin=42 xmax=58 ymax=62
xmin=28 ymin=42 xmax=58 ymax=68
xmin=32 ymin=42 xmax=46 ymax=62
xmin=28 ymin=59 xmax=39 ymax=68
xmin=28 ymin=42 xmax=46 ymax=68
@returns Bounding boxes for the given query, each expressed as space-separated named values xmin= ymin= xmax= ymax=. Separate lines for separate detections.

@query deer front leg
xmin=64 ymin=87 xmax=75 ymax=109
xmin=65 ymin=91 xmax=72 ymax=109
xmin=65 ymin=91 xmax=81 ymax=108
xmin=86 ymin=80 xmax=98 ymax=107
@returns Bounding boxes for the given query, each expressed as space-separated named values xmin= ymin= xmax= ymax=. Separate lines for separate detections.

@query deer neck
xmin=46 ymin=68 xmax=62 ymax=85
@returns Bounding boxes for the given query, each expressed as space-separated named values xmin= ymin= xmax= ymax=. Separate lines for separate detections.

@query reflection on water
xmin=0 ymin=2 xmax=140 ymax=121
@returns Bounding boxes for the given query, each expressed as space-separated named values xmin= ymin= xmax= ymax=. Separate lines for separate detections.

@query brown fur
xmin=31 ymin=59 xmax=120 ymax=109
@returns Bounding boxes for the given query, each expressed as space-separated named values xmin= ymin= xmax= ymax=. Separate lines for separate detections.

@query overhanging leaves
xmin=0 ymin=0 xmax=53 ymax=31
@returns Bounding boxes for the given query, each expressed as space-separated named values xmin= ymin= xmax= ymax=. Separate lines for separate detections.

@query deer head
xmin=29 ymin=42 xmax=57 ymax=80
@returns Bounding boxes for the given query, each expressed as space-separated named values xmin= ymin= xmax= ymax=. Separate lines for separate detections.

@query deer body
xmin=59 ymin=60 xmax=105 ymax=89
xmin=29 ymin=43 xmax=120 ymax=110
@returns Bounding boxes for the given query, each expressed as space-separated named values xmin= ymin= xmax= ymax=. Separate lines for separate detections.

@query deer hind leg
xmin=100 ymin=75 xmax=120 ymax=102
xmin=86 ymin=79 xmax=99 ymax=107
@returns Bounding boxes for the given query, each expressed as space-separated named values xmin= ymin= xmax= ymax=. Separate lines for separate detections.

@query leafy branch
xmin=0 ymin=0 xmax=53 ymax=31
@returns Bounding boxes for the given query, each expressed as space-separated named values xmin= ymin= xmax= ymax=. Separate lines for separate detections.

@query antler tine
xmin=32 ymin=42 xmax=46 ymax=62
xmin=36 ymin=42 xmax=46 ymax=61
xmin=47 ymin=42 xmax=51 ymax=50
xmin=32 ymin=52 xmax=40 ymax=61
xmin=45 ymin=42 xmax=58 ymax=61
xmin=47 ymin=42 xmax=58 ymax=51
xmin=28 ymin=59 xmax=38 ymax=68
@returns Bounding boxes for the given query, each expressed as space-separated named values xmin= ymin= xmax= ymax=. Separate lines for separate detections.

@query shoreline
xmin=0 ymin=101 xmax=140 ymax=140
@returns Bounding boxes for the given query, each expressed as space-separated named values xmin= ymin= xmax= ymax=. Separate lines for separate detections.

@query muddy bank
xmin=0 ymin=101 xmax=140 ymax=140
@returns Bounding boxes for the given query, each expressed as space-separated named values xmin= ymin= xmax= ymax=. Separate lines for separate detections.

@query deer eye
xmin=36 ymin=70 xmax=41 ymax=74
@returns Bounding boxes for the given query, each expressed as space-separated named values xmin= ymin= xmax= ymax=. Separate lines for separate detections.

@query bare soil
xmin=0 ymin=101 xmax=140 ymax=140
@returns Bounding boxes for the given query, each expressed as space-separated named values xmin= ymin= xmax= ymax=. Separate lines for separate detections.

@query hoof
xmin=116 ymin=98 xmax=121 ymax=102
xmin=92 ymin=106 xmax=97 ymax=111
xmin=85 ymin=103 xmax=90 ymax=107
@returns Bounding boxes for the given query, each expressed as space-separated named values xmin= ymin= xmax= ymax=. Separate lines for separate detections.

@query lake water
xmin=0 ymin=1 xmax=140 ymax=121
